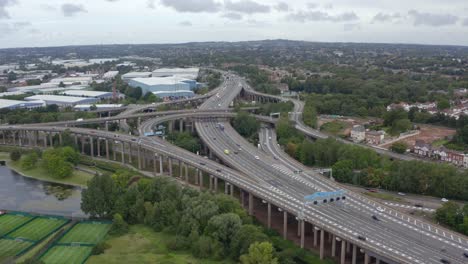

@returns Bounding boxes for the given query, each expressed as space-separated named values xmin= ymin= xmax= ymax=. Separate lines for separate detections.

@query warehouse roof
xmin=0 ymin=99 xmax=45 ymax=109
xmin=122 ymin=72 xmax=152 ymax=78
xmin=130 ymin=77 xmax=192 ymax=86
xmin=24 ymin=95 xmax=99 ymax=103
xmin=62 ymin=90 xmax=112 ymax=97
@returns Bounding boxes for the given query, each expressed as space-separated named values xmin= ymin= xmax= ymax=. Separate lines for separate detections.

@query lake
xmin=0 ymin=165 xmax=86 ymax=218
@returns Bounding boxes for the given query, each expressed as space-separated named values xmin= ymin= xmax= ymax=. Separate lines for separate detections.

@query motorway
xmin=190 ymin=73 xmax=468 ymax=264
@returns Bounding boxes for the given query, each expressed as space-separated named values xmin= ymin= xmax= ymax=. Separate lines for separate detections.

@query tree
xmin=21 ymin=152 xmax=39 ymax=170
xmin=230 ymin=225 xmax=268 ymax=259
xmin=332 ymin=159 xmax=354 ymax=182
xmin=10 ymin=150 xmax=22 ymax=162
xmin=191 ymin=235 xmax=223 ymax=259
xmin=81 ymin=174 xmax=119 ymax=218
xmin=58 ymin=81 xmax=65 ymax=88
xmin=42 ymin=148 xmax=73 ymax=179
xmin=391 ymin=119 xmax=412 ymax=135
xmin=240 ymin=242 xmax=278 ymax=264
xmin=205 ymin=213 xmax=242 ymax=256
xmin=232 ymin=111 xmax=260 ymax=138
xmin=390 ymin=142 xmax=408 ymax=154
xmin=437 ymin=98 xmax=450 ymax=110
xmin=110 ymin=213 xmax=128 ymax=235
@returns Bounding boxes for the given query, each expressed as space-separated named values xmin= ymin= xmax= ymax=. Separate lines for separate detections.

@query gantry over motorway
xmin=0 ymin=72 xmax=467 ymax=264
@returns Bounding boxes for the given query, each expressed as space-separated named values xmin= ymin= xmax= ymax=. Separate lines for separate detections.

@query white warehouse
xmin=61 ymin=90 xmax=115 ymax=99
xmin=0 ymin=99 xmax=45 ymax=110
xmin=24 ymin=95 xmax=99 ymax=107
xmin=152 ymin=67 xmax=199 ymax=80
xmin=128 ymin=77 xmax=195 ymax=96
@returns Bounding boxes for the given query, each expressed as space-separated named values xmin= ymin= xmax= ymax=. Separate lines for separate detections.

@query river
xmin=0 ymin=165 xmax=86 ymax=218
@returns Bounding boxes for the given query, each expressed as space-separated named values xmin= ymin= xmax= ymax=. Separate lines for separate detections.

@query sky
xmin=0 ymin=0 xmax=467 ymax=49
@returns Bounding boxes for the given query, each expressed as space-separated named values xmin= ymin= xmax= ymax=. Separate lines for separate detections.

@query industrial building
xmin=0 ymin=91 xmax=26 ymax=98
xmin=152 ymin=90 xmax=194 ymax=99
xmin=121 ymin=72 xmax=152 ymax=81
xmin=49 ymin=76 xmax=93 ymax=85
xmin=103 ymin=71 xmax=119 ymax=80
xmin=73 ymin=104 xmax=123 ymax=111
xmin=152 ymin=67 xmax=199 ymax=80
xmin=8 ymin=83 xmax=59 ymax=93
xmin=0 ymin=99 xmax=45 ymax=110
xmin=128 ymin=76 xmax=197 ymax=94
xmin=61 ymin=90 xmax=115 ymax=100
xmin=24 ymin=95 xmax=99 ymax=107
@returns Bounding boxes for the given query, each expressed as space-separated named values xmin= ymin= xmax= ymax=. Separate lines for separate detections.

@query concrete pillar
xmin=214 ymin=176 xmax=218 ymax=192
xmin=128 ymin=143 xmax=132 ymax=163
xmin=179 ymin=160 xmax=182 ymax=178
xmin=248 ymin=192 xmax=253 ymax=215
xmin=283 ymin=211 xmax=287 ymax=239
xmin=184 ymin=163 xmax=188 ymax=182
xmin=105 ymin=139 xmax=109 ymax=159
xmin=137 ymin=117 xmax=141 ymax=128
xmin=105 ymin=121 xmax=109 ymax=131
xmin=209 ymin=175 xmax=213 ymax=191
xmin=48 ymin=133 xmax=53 ymax=147
xmin=229 ymin=184 xmax=233 ymax=197
xmin=340 ymin=240 xmax=346 ymax=264
xmin=267 ymin=203 xmax=271 ymax=229
xmin=225 ymin=182 xmax=229 ymax=194
xmin=159 ymin=155 xmax=163 ymax=174
xmin=90 ymin=137 xmax=94 ymax=157
xmin=179 ymin=119 xmax=183 ymax=132
xmin=137 ymin=145 xmax=142 ymax=170
xmin=18 ymin=132 xmax=22 ymax=146
xmin=121 ymin=142 xmax=125 ymax=164
xmin=320 ymin=230 xmax=325 ymax=260
xmin=43 ymin=134 xmax=47 ymax=148
xmin=74 ymin=135 xmax=78 ymax=147
xmin=96 ymin=138 xmax=101 ymax=156
xmin=168 ymin=158 xmax=173 ymax=176
xmin=300 ymin=220 xmax=305 ymax=249
xmin=314 ymin=228 xmax=318 ymax=247
xmin=199 ymin=171 xmax=203 ymax=190
xmin=332 ymin=235 xmax=336 ymax=257
xmin=240 ymin=190 xmax=245 ymax=207
xmin=364 ymin=253 xmax=370 ymax=264
xmin=194 ymin=168 xmax=199 ymax=185
xmin=352 ymin=244 xmax=357 ymax=264
xmin=153 ymin=154 xmax=157 ymax=175
xmin=297 ymin=219 xmax=301 ymax=237
xmin=81 ymin=136 xmax=85 ymax=153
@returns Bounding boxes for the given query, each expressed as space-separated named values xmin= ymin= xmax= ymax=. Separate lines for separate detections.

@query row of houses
xmin=413 ymin=140 xmax=468 ymax=168
xmin=350 ymin=125 xmax=386 ymax=145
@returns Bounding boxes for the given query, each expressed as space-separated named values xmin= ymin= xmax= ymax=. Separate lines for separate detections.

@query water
xmin=0 ymin=165 xmax=86 ymax=218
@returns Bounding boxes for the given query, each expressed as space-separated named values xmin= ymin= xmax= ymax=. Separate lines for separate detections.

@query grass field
xmin=59 ymin=222 xmax=111 ymax=245
xmin=0 ymin=214 xmax=34 ymax=236
xmin=8 ymin=217 xmax=68 ymax=241
xmin=86 ymin=225 xmax=234 ymax=264
xmin=41 ymin=245 xmax=93 ymax=264
xmin=0 ymin=238 xmax=33 ymax=259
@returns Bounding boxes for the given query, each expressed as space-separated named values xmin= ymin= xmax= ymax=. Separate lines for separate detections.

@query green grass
xmin=431 ymin=139 xmax=449 ymax=147
xmin=1 ymin=151 xmax=94 ymax=187
xmin=41 ymin=245 xmax=93 ymax=264
xmin=364 ymin=191 xmax=403 ymax=202
xmin=320 ymin=121 xmax=347 ymax=135
xmin=8 ymin=217 xmax=68 ymax=241
xmin=0 ymin=238 xmax=33 ymax=259
xmin=0 ymin=214 xmax=34 ymax=236
xmin=59 ymin=223 xmax=111 ymax=245
xmin=86 ymin=225 xmax=234 ymax=264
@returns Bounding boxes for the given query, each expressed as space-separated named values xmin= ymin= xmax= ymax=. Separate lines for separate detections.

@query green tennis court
xmin=0 ymin=238 xmax=33 ymax=259
xmin=7 ymin=217 xmax=68 ymax=241
xmin=0 ymin=214 xmax=34 ymax=236
xmin=40 ymin=245 xmax=93 ymax=264
xmin=58 ymin=222 xmax=111 ymax=245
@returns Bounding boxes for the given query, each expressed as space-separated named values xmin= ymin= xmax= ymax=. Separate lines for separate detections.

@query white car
xmin=377 ymin=207 xmax=385 ymax=212
xmin=441 ymin=198 xmax=449 ymax=202
xmin=254 ymin=156 xmax=259 ymax=160
xmin=397 ymin=192 xmax=406 ymax=196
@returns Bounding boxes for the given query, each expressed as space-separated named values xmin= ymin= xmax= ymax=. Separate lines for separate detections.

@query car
xmin=414 ymin=204 xmax=423 ymax=208
xmin=234 ymin=151 xmax=238 ymax=154
xmin=273 ymin=156 xmax=278 ymax=160
xmin=357 ymin=235 xmax=366 ymax=241
xmin=199 ymin=162 xmax=206 ymax=166
xmin=131 ymin=138 xmax=136 ymax=141
xmin=397 ymin=192 xmax=406 ymax=196
xmin=238 ymin=148 xmax=242 ymax=151
xmin=254 ymin=156 xmax=259 ymax=160
xmin=377 ymin=207 xmax=384 ymax=212
xmin=440 ymin=259 xmax=451 ymax=264
xmin=463 ymin=252 xmax=468 ymax=258
xmin=441 ymin=198 xmax=449 ymax=202
xmin=368 ymin=189 xmax=377 ymax=193
xmin=216 ymin=169 xmax=222 ymax=172
xmin=224 ymin=149 xmax=230 ymax=155
xmin=268 ymin=136 xmax=272 ymax=140
xmin=213 ymin=137 xmax=216 ymax=140
xmin=372 ymin=215 xmax=379 ymax=221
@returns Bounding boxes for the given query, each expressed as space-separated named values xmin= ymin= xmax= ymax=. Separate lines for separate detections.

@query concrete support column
xmin=105 ymin=139 xmax=109 ymax=160
xmin=364 ymin=253 xmax=370 ymax=264
xmin=90 ymin=137 xmax=94 ymax=157
xmin=128 ymin=143 xmax=132 ymax=164
xmin=168 ymin=158 xmax=173 ymax=176
xmin=214 ymin=176 xmax=218 ymax=192
xmin=229 ymin=184 xmax=233 ymax=197
xmin=178 ymin=160 xmax=182 ymax=178
xmin=314 ymin=228 xmax=318 ymax=247
xmin=97 ymin=138 xmax=101 ymax=156
xmin=283 ymin=211 xmax=288 ymax=239
xmin=184 ymin=163 xmax=188 ymax=182
xmin=300 ymin=220 xmax=305 ymax=249
xmin=194 ymin=169 xmax=199 ymax=185
xmin=48 ymin=133 xmax=53 ymax=147
xmin=331 ymin=235 xmax=336 ymax=257
xmin=209 ymin=175 xmax=213 ymax=191
xmin=74 ymin=135 xmax=78 ymax=147
xmin=105 ymin=121 xmax=109 ymax=131
xmin=121 ymin=142 xmax=125 ymax=164
xmin=137 ymin=145 xmax=142 ymax=170
xmin=179 ymin=119 xmax=183 ymax=132
xmin=340 ymin=240 xmax=346 ymax=264
xmin=199 ymin=170 xmax=203 ymax=190
xmin=43 ymin=134 xmax=47 ymax=148
xmin=267 ymin=203 xmax=271 ymax=229
xmin=240 ymin=190 xmax=245 ymax=207
xmin=352 ymin=244 xmax=357 ymax=264
xmin=320 ymin=229 xmax=325 ymax=260
xmin=153 ymin=155 xmax=157 ymax=175
xmin=137 ymin=117 xmax=141 ymax=128
xmin=248 ymin=192 xmax=253 ymax=216
xmin=81 ymin=136 xmax=85 ymax=153
xmin=59 ymin=133 xmax=62 ymax=146
xmin=159 ymin=155 xmax=163 ymax=174
xmin=297 ymin=219 xmax=301 ymax=237
xmin=225 ymin=182 xmax=228 ymax=194
xmin=18 ymin=132 xmax=22 ymax=146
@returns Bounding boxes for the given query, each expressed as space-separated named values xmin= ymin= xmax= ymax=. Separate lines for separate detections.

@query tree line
xmin=81 ymin=173 xmax=330 ymax=264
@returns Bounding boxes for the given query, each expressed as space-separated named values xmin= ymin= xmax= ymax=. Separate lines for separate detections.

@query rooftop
xmin=62 ymin=90 xmax=112 ymax=97
xmin=24 ymin=95 xmax=99 ymax=103
xmin=130 ymin=77 xmax=191 ymax=86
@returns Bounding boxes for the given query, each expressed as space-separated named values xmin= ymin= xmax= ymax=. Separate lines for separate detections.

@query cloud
xmin=408 ymin=10 xmax=458 ymax=26
xmin=179 ymin=20 xmax=192 ymax=26
xmin=0 ymin=21 xmax=31 ymax=36
xmin=287 ymin=10 xmax=359 ymax=23
xmin=40 ymin=4 xmax=56 ymax=11
xmin=306 ymin=3 xmax=317 ymax=9
xmin=224 ymin=0 xmax=270 ymax=14
xmin=160 ymin=0 xmax=221 ymax=13
xmin=61 ymin=3 xmax=87 ymax=17
xmin=0 ymin=0 xmax=17 ymax=19
xmin=463 ymin=18 xmax=468 ymax=26
xmin=222 ymin=12 xmax=243 ymax=20
xmin=274 ymin=2 xmax=288 ymax=12
xmin=372 ymin=12 xmax=401 ymax=23
xmin=343 ymin=23 xmax=360 ymax=31
xmin=147 ymin=0 xmax=156 ymax=9
xmin=324 ymin=3 xmax=333 ymax=9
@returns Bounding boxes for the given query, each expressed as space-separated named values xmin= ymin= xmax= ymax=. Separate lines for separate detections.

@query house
xmin=433 ymin=146 xmax=448 ymax=161
xmin=350 ymin=125 xmax=366 ymax=142
xmin=386 ymin=102 xmax=410 ymax=112
xmin=446 ymin=150 xmax=465 ymax=167
xmin=464 ymin=155 xmax=468 ymax=168
xmin=413 ymin=140 xmax=432 ymax=157
xmin=365 ymin=130 xmax=385 ymax=145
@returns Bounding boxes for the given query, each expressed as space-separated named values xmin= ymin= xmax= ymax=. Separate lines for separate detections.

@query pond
xmin=0 ymin=165 xmax=86 ymax=218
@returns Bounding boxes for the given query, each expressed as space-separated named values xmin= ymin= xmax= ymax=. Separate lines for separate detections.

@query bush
xmin=166 ymin=235 xmax=191 ymax=251
xmin=10 ymin=150 xmax=22 ymax=161
xmin=21 ymin=152 xmax=39 ymax=170
xmin=91 ymin=242 xmax=110 ymax=255
xmin=390 ymin=142 xmax=408 ymax=154
xmin=110 ymin=213 xmax=128 ymax=235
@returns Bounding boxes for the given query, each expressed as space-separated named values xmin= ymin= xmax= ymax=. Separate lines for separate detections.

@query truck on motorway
xmin=224 ymin=149 xmax=230 ymax=155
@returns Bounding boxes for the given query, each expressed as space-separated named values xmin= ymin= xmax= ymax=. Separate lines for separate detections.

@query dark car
xmin=199 ymin=162 xmax=206 ymax=166
xmin=372 ymin=215 xmax=379 ymax=221
xmin=440 ymin=259 xmax=450 ymax=264
xmin=463 ymin=252 xmax=468 ymax=258
xmin=414 ymin=204 xmax=423 ymax=208
xmin=216 ymin=169 xmax=222 ymax=172
xmin=213 ymin=137 xmax=216 ymax=140
xmin=357 ymin=235 xmax=366 ymax=241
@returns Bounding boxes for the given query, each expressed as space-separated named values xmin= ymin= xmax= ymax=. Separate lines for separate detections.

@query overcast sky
xmin=0 ymin=0 xmax=467 ymax=49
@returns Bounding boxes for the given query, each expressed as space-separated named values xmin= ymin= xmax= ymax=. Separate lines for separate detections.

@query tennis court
xmin=40 ymin=245 xmax=93 ymax=264
xmin=0 ymin=238 xmax=34 ymax=259
xmin=7 ymin=217 xmax=68 ymax=241
xmin=0 ymin=214 xmax=34 ymax=236
xmin=58 ymin=222 xmax=111 ymax=245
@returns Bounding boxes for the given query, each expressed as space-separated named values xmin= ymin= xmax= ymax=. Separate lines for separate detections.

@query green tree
xmin=110 ymin=213 xmax=128 ymax=235
xmin=230 ymin=225 xmax=268 ymax=259
xmin=191 ymin=235 xmax=223 ymax=259
xmin=391 ymin=119 xmax=412 ymax=135
xmin=10 ymin=150 xmax=22 ymax=161
xmin=42 ymin=148 xmax=73 ymax=179
xmin=81 ymin=174 xmax=119 ymax=218
xmin=232 ymin=111 xmax=260 ymax=138
xmin=205 ymin=213 xmax=242 ymax=256
xmin=437 ymin=98 xmax=450 ymax=110
xmin=390 ymin=142 xmax=408 ymax=154
xmin=240 ymin=242 xmax=278 ymax=264
xmin=21 ymin=152 xmax=39 ymax=170
xmin=332 ymin=159 xmax=354 ymax=182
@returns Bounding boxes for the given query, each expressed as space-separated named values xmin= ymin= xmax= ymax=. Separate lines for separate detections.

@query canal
xmin=0 ymin=165 xmax=86 ymax=217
